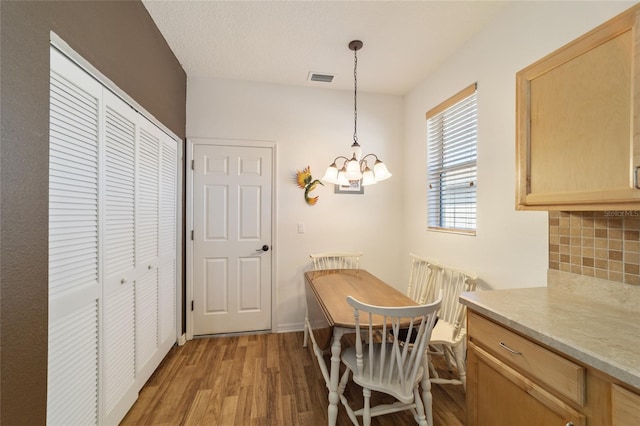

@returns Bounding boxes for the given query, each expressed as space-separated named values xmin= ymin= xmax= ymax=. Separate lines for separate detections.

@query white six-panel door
xmin=192 ymin=144 xmax=272 ymax=335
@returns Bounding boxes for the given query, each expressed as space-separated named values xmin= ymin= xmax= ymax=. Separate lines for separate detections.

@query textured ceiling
xmin=142 ymin=0 xmax=509 ymax=95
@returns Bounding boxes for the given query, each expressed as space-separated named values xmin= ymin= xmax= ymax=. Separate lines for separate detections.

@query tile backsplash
xmin=549 ymin=211 xmax=640 ymax=286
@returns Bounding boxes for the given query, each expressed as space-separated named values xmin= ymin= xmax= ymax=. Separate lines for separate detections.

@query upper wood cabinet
xmin=516 ymin=5 xmax=640 ymax=210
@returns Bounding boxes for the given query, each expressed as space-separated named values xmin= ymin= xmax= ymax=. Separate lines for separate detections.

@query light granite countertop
xmin=460 ymin=270 xmax=640 ymax=390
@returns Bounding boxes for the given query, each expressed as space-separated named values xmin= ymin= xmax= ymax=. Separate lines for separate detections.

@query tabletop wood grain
xmin=304 ymin=269 xmax=417 ymax=328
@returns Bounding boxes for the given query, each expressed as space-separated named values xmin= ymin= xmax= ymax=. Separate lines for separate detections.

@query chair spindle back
xmin=347 ymin=292 xmax=442 ymax=400
xmin=310 ymin=252 xmax=363 ymax=271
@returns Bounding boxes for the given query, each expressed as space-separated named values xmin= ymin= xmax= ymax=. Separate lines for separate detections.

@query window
xmin=426 ymin=83 xmax=477 ymax=234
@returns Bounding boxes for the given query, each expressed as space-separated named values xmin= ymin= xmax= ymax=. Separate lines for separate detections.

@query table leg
xmin=328 ymin=327 xmax=345 ymax=426
xmin=421 ymin=353 xmax=434 ymax=426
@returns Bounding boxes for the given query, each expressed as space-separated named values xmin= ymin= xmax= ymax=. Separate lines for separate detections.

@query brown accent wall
xmin=0 ymin=1 xmax=186 ymax=424
xmin=549 ymin=211 xmax=640 ymax=286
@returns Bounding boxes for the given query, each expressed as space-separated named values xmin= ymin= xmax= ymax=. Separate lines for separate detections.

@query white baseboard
xmin=276 ymin=322 xmax=305 ymax=333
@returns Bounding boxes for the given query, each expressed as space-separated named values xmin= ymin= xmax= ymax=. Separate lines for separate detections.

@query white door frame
xmin=186 ymin=137 xmax=277 ymax=340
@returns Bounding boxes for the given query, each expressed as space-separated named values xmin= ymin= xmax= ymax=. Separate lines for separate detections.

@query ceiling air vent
xmin=308 ymin=72 xmax=334 ymax=83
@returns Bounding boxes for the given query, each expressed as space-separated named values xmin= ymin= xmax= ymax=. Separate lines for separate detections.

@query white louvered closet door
xmin=135 ymin=119 xmax=161 ymax=383
xmin=48 ymin=45 xmax=179 ymax=426
xmin=48 ymin=48 xmax=103 ymax=426
xmin=102 ymin=90 xmax=139 ymax=425
xmin=158 ymin=137 xmax=178 ymax=348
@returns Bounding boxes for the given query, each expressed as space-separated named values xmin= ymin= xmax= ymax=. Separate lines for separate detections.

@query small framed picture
xmin=335 ymin=180 xmax=364 ymax=194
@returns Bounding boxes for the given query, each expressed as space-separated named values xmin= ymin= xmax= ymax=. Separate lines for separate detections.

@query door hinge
xmin=191 ymin=300 xmax=194 ymax=311
xmin=191 ymin=159 xmax=194 ymax=170
xmin=191 ymin=230 xmax=194 ymax=241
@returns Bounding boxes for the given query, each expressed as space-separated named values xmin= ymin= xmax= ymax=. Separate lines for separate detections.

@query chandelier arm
xmin=331 ymin=155 xmax=351 ymax=165
xmin=360 ymin=153 xmax=379 ymax=161
xmin=359 ymin=154 xmax=378 ymax=172
xmin=360 ymin=153 xmax=379 ymax=163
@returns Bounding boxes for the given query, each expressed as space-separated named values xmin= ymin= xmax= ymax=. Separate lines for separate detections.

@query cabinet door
xmin=467 ymin=342 xmax=585 ymax=426
xmin=612 ymin=384 xmax=640 ymax=426
xmin=48 ymin=47 xmax=103 ymax=426
xmin=516 ymin=5 xmax=640 ymax=210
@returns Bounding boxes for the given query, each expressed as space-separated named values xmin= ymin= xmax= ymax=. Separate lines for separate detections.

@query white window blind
xmin=427 ymin=83 xmax=477 ymax=234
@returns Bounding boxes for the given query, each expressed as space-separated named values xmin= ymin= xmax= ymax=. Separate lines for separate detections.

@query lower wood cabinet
xmin=468 ymin=342 xmax=584 ymax=426
xmin=612 ymin=384 xmax=640 ymax=426
xmin=467 ymin=310 xmax=640 ymax=426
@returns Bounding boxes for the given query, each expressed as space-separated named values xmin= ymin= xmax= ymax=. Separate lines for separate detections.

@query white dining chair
xmin=338 ymin=292 xmax=443 ymax=426
xmin=406 ymin=253 xmax=440 ymax=305
xmin=404 ymin=253 xmax=442 ymax=425
xmin=309 ymin=251 xmax=364 ymax=271
xmin=304 ymin=251 xmax=363 ymax=348
xmin=428 ymin=265 xmax=477 ymax=391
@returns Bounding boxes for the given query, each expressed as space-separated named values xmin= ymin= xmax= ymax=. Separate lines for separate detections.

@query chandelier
xmin=321 ymin=40 xmax=392 ymax=187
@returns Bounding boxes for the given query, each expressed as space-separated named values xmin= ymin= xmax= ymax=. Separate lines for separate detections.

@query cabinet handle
xmin=499 ymin=341 xmax=522 ymax=355
xmin=120 ymin=277 xmax=127 ymax=285
xmin=566 ymin=422 xmax=574 ymax=426
xmin=635 ymin=166 xmax=640 ymax=189
xmin=148 ymin=264 xmax=152 ymax=270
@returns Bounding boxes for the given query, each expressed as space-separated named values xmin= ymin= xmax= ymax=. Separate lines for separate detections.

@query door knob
xmin=256 ymin=245 xmax=270 ymax=252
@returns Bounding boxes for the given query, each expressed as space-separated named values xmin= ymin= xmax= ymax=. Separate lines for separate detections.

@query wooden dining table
xmin=303 ymin=269 xmax=435 ymax=426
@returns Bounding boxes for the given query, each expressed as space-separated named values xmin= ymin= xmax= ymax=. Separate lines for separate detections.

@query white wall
xmin=187 ymin=79 xmax=404 ymax=331
xmin=187 ymin=1 xmax=636 ymax=331
xmin=403 ymin=1 xmax=636 ymax=290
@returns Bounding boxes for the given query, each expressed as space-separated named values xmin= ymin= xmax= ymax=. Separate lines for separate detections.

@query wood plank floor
xmin=121 ymin=331 xmax=465 ymax=425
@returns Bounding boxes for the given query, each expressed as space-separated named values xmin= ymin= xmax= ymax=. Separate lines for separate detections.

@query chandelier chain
xmin=353 ymin=48 xmax=358 ymax=145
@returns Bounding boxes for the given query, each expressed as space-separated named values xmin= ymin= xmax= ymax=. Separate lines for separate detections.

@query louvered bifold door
xmin=135 ymin=118 xmax=161 ymax=386
xmin=101 ymin=90 xmax=139 ymax=426
xmin=48 ymin=48 xmax=102 ymax=426
xmin=158 ymin=135 xmax=178 ymax=349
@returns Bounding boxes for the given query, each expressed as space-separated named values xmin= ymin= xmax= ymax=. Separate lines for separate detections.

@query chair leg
xmin=421 ymin=355 xmax=434 ymax=426
xmin=363 ymin=387 xmax=372 ymax=426
xmin=413 ymin=386 xmax=428 ymax=426
xmin=428 ymin=354 xmax=439 ymax=379
xmin=338 ymin=368 xmax=350 ymax=397
xmin=427 ymin=345 xmax=442 ymax=379
xmin=338 ymin=369 xmax=360 ymax=426
xmin=453 ymin=343 xmax=467 ymax=391
xmin=303 ymin=307 xmax=309 ymax=348
xmin=443 ymin=346 xmax=454 ymax=372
